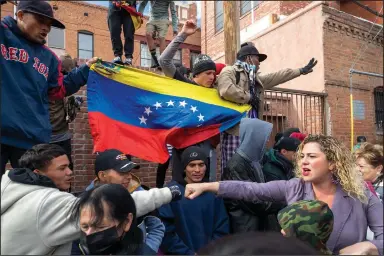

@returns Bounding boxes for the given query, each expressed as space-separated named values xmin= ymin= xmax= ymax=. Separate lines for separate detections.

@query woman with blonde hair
xmin=355 ymin=143 xmax=383 ymax=201
xmin=184 ymin=135 xmax=383 ymax=255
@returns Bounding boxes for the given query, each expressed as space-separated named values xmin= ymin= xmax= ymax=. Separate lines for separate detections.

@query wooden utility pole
xmin=223 ymin=1 xmax=240 ymax=65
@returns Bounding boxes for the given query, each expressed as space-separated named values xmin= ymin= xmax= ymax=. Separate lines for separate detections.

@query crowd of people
xmin=1 ymin=1 xmax=383 ymax=255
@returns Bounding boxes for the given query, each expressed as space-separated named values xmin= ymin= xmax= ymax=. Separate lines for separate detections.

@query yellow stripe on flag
xmin=91 ymin=64 xmax=251 ymax=113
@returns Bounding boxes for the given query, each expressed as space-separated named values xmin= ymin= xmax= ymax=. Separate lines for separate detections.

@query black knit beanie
xmin=181 ymin=146 xmax=208 ymax=170
xmin=192 ymin=54 xmax=216 ymax=77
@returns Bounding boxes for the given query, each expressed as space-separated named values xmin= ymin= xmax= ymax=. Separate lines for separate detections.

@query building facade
xmin=202 ymin=1 xmax=383 ymax=146
xmin=2 ymin=1 xmax=201 ymax=68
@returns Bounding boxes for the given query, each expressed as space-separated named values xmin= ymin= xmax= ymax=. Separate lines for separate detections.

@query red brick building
xmin=2 ymin=1 xmax=201 ymax=68
xmin=202 ymin=1 xmax=383 ymax=146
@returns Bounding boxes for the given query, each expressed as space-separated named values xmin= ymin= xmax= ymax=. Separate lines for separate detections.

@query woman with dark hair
xmin=71 ymin=184 xmax=156 ymax=255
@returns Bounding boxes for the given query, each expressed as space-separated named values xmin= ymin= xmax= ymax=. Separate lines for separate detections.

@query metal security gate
xmin=263 ymin=88 xmax=327 ymax=147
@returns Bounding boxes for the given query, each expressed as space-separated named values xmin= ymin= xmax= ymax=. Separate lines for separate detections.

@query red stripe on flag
xmin=89 ymin=112 xmax=220 ymax=163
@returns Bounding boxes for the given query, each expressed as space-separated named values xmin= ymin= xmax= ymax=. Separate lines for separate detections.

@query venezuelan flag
xmin=87 ymin=62 xmax=250 ymax=163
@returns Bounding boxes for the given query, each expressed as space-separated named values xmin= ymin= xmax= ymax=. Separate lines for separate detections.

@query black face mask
xmin=79 ymin=226 xmax=123 ymax=255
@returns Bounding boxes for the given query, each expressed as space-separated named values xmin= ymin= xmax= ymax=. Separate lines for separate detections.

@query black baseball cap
xmin=275 ymin=137 xmax=301 ymax=152
xmin=17 ymin=1 xmax=65 ymax=29
xmin=95 ymin=149 xmax=140 ymax=176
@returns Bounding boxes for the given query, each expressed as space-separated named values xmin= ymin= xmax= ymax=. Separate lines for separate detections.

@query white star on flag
xmin=198 ymin=113 xmax=204 ymax=122
xmin=154 ymin=102 xmax=162 ymax=109
xmin=166 ymin=100 xmax=175 ymax=107
xmin=144 ymin=107 xmax=152 ymax=116
xmin=190 ymin=105 xmax=198 ymax=113
xmin=139 ymin=116 xmax=147 ymax=125
xmin=179 ymin=100 xmax=187 ymax=108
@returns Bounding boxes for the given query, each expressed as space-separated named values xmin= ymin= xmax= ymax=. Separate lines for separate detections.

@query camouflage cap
xmin=277 ymin=200 xmax=334 ymax=255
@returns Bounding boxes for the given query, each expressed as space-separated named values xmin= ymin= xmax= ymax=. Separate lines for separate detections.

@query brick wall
xmin=1 ymin=1 xmax=14 ymax=18
xmin=323 ymin=5 xmax=384 ymax=146
xmin=340 ymin=1 xmax=383 ymax=25
xmin=47 ymin=1 xmax=200 ymax=66
xmin=1 ymin=1 xmax=201 ymax=67
xmin=280 ymin=1 xmax=311 ymax=16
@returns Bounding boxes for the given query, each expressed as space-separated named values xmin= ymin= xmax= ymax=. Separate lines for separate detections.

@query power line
xmin=349 ymin=5 xmax=383 ymax=71
xmin=351 ymin=0 xmax=384 ymax=18
xmin=332 ymin=5 xmax=383 ymax=82
xmin=350 ymin=25 xmax=383 ymax=71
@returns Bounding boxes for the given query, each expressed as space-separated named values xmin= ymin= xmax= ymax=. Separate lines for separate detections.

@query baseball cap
xmin=275 ymin=137 xmax=301 ymax=152
xmin=95 ymin=149 xmax=140 ymax=176
xmin=17 ymin=1 xmax=65 ymax=29
xmin=278 ymin=200 xmax=334 ymax=254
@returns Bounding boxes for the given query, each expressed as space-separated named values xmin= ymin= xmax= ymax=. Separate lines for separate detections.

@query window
xmin=374 ymin=86 xmax=384 ymax=133
xmin=47 ymin=27 xmax=65 ymax=49
xmin=215 ymin=1 xmax=223 ymax=32
xmin=141 ymin=44 xmax=181 ymax=67
xmin=140 ymin=44 xmax=160 ymax=67
xmin=241 ymin=1 xmax=260 ymax=16
xmin=173 ymin=49 xmax=182 ymax=66
xmin=78 ymin=31 xmax=93 ymax=59
xmin=190 ymin=51 xmax=200 ymax=68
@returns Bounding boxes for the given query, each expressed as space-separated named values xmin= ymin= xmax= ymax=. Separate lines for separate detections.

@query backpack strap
xmin=235 ymin=70 xmax=241 ymax=85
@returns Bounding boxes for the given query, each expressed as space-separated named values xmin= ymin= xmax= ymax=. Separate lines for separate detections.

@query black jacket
xmin=262 ymin=149 xmax=295 ymax=182
xmin=221 ymin=118 xmax=274 ymax=233
xmin=223 ymin=153 xmax=272 ymax=233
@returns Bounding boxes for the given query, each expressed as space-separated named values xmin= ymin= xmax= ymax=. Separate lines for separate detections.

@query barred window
xmin=374 ymin=86 xmax=384 ymax=133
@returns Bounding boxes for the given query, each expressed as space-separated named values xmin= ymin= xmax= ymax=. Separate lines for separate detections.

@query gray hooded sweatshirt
xmin=222 ymin=118 xmax=273 ymax=233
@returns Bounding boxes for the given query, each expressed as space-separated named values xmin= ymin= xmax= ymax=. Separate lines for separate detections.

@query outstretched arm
xmin=185 ymin=180 xmax=291 ymax=203
xmin=132 ymin=187 xmax=172 ymax=217
xmin=159 ymin=20 xmax=197 ymax=78
xmin=259 ymin=58 xmax=317 ymax=89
